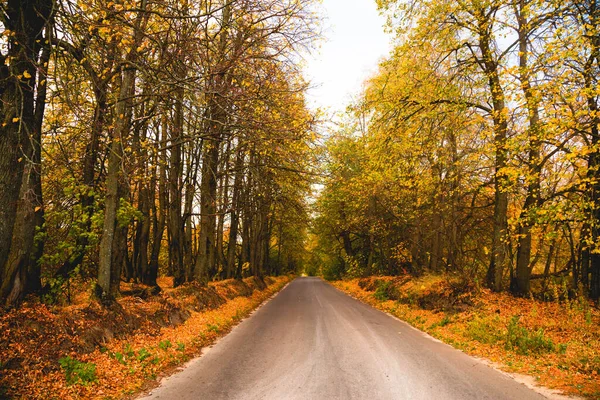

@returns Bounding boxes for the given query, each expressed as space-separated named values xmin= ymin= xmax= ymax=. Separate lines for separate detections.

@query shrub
xmin=112 ymin=352 xmax=126 ymax=365
xmin=58 ymin=356 xmax=97 ymax=386
xmin=505 ymin=315 xmax=555 ymax=355
xmin=322 ymin=262 xmax=343 ymax=281
xmin=123 ymin=343 xmax=135 ymax=358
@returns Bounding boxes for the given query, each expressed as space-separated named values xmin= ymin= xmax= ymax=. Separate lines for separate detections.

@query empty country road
xmin=141 ymin=277 xmax=553 ymax=400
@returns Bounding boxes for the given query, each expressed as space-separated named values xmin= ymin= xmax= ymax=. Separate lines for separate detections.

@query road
xmin=141 ymin=277 xmax=555 ymax=400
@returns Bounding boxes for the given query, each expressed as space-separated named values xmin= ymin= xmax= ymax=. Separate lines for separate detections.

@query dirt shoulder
xmin=331 ymin=275 xmax=600 ymax=399
xmin=0 ymin=275 xmax=292 ymax=399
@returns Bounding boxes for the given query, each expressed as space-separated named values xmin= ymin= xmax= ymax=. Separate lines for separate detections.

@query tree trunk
xmin=183 ymin=181 xmax=195 ymax=281
xmin=195 ymin=2 xmax=232 ymax=283
xmin=583 ymin=2 xmax=600 ymax=299
xmin=2 ymin=39 xmax=51 ymax=304
xmin=147 ymin=131 xmax=167 ymax=287
xmin=514 ymin=1 xmax=542 ymax=296
xmin=169 ymin=91 xmax=185 ymax=287
xmin=0 ymin=0 xmax=53 ymax=304
xmin=97 ymin=0 xmax=146 ymax=301
xmin=479 ymin=18 xmax=509 ymax=292
xmin=226 ymin=148 xmax=244 ymax=278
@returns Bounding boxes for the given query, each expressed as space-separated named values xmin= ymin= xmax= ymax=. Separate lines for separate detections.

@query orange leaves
xmin=0 ymin=276 xmax=292 ymax=400
xmin=334 ymin=275 xmax=600 ymax=399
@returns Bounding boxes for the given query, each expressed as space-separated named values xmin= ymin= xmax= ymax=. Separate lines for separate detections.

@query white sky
xmin=303 ymin=0 xmax=393 ymax=116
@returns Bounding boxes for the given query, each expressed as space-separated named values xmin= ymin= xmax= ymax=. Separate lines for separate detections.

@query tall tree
xmin=0 ymin=0 xmax=54 ymax=305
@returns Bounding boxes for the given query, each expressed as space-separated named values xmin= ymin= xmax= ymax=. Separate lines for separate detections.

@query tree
xmin=0 ymin=0 xmax=54 ymax=305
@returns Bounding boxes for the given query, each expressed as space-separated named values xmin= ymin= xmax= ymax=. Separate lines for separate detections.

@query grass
xmin=505 ymin=315 xmax=555 ymax=355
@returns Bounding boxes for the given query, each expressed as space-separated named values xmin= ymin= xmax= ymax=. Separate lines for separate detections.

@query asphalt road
xmin=141 ymin=277 xmax=554 ymax=400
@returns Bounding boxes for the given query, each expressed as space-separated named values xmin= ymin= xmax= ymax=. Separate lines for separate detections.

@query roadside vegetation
xmin=0 ymin=275 xmax=292 ymax=399
xmin=0 ymin=0 xmax=317 ymax=307
xmin=0 ymin=1 xmax=316 ymax=397
xmin=332 ymin=276 xmax=600 ymax=398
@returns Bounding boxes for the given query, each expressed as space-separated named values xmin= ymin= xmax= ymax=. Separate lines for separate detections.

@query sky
xmin=303 ymin=0 xmax=393 ymax=116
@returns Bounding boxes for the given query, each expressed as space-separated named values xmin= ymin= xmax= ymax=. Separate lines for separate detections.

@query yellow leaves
xmin=12 ymin=117 xmax=19 ymax=123
xmin=23 ymin=70 xmax=32 ymax=79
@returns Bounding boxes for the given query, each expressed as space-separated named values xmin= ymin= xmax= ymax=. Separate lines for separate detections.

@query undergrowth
xmin=58 ymin=356 xmax=98 ymax=386
xmin=505 ymin=315 xmax=557 ymax=355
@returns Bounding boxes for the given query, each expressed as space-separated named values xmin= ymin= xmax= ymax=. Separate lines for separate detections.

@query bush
xmin=505 ymin=315 xmax=555 ymax=355
xmin=322 ymin=262 xmax=344 ymax=281
xmin=58 ymin=356 xmax=97 ymax=386
xmin=137 ymin=348 xmax=151 ymax=362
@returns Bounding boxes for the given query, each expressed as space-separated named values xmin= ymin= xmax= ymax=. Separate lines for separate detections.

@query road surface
xmin=141 ymin=277 xmax=555 ymax=400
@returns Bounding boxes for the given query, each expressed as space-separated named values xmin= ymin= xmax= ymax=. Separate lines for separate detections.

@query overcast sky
xmin=303 ymin=0 xmax=392 ymax=116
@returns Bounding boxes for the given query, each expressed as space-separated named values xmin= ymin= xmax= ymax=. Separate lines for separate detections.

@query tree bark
xmin=97 ymin=0 xmax=146 ymax=302
xmin=169 ymin=91 xmax=185 ymax=287
xmin=195 ymin=3 xmax=232 ymax=284
xmin=514 ymin=0 xmax=542 ymax=296
xmin=0 ymin=0 xmax=53 ymax=304
xmin=226 ymin=147 xmax=244 ymax=278
xmin=479 ymin=14 xmax=509 ymax=292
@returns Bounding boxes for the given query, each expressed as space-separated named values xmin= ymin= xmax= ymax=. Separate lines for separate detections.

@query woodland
xmin=314 ymin=0 xmax=600 ymax=301
xmin=0 ymin=0 xmax=318 ymax=307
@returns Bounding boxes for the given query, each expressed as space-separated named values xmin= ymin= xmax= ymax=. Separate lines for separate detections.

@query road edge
xmin=324 ymin=278 xmax=582 ymax=400
xmin=135 ymin=277 xmax=296 ymax=399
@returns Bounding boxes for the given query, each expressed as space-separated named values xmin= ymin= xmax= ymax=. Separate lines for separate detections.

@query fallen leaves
xmin=333 ymin=275 xmax=600 ymax=399
xmin=0 ymin=275 xmax=292 ymax=399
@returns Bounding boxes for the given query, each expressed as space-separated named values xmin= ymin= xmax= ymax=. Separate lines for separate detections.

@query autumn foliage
xmin=0 ymin=276 xmax=292 ymax=399
xmin=333 ymin=276 xmax=600 ymax=398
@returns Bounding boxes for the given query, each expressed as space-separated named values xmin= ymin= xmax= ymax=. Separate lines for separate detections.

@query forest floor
xmin=0 ymin=275 xmax=292 ymax=400
xmin=332 ymin=275 xmax=600 ymax=399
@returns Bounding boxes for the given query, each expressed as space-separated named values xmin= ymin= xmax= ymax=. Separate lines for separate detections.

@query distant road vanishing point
xmin=141 ymin=277 xmax=554 ymax=400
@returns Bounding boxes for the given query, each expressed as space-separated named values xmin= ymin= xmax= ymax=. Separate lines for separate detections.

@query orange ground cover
xmin=0 ymin=275 xmax=292 ymax=399
xmin=332 ymin=276 xmax=600 ymax=399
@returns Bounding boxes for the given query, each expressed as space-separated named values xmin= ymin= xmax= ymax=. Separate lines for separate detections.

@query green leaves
xmin=58 ymin=356 xmax=98 ymax=386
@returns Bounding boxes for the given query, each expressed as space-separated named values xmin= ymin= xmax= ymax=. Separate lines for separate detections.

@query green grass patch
xmin=465 ymin=315 xmax=503 ymax=345
xmin=505 ymin=315 xmax=555 ymax=355
xmin=373 ymin=280 xmax=398 ymax=301
xmin=158 ymin=340 xmax=172 ymax=350
xmin=58 ymin=356 xmax=97 ymax=386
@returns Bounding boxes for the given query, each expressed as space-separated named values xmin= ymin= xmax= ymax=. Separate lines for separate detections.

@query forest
xmin=314 ymin=0 xmax=600 ymax=301
xmin=0 ymin=0 xmax=318 ymax=307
